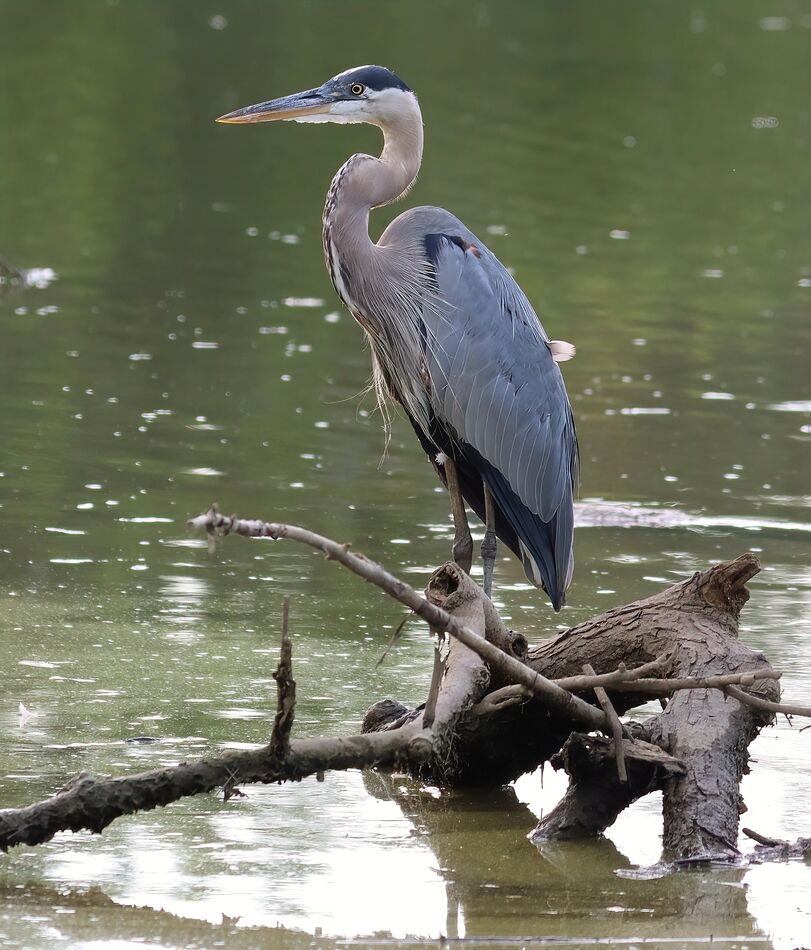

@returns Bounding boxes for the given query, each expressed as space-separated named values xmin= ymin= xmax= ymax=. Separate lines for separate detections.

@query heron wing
xmin=420 ymin=231 xmax=578 ymax=607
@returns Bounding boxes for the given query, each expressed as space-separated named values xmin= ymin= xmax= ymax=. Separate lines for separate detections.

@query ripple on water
xmin=282 ymin=297 xmax=324 ymax=308
xmin=214 ymin=708 xmax=267 ymax=720
xmin=768 ymin=400 xmax=811 ymax=412
xmin=181 ymin=468 xmax=225 ymax=477
xmin=160 ymin=538 xmax=209 ymax=548
xmin=23 ymin=266 xmax=58 ymax=289
xmin=573 ymin=500 xmax=811 ymax=535
xmin=118 ymin=517 xmax=174 ymax=523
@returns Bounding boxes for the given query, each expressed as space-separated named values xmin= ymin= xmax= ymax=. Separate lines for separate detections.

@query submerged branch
xmin=0 ymin=728 xmax=431 ymax=853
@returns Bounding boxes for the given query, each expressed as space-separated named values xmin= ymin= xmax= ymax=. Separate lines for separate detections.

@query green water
xmin=1 ymin=1 xmax=810 ymax=947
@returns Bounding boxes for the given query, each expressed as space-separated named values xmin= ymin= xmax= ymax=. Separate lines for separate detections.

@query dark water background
xmin=0 ymin=1 xmax=809 ymax=946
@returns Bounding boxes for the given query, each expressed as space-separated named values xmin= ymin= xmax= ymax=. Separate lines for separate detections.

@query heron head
xmin=216 ymin=65 xmax=416 ymax=128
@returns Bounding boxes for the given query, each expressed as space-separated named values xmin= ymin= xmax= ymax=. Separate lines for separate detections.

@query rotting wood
xmin=531 ymin=730 xmax=685 ymax=841
xmin=524 ymin=554 xmax=783 ymax=859
xmin=0 ymin=510 xmax=807 ymax=867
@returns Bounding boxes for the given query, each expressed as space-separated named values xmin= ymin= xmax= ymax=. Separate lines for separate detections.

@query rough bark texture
xmin=0 ymin=731 xmax=431 ymax=851
xmin=531 ymin=730 xmax=685 ymax=841
xmin=0 ymin=536 xmax=797 ymax=866
xmin=365 ymin=553 xmax=781 ymax=860
xmin=416 ymin=554 xmax=778 ymax=791
xmin=531 ymin=557 xmax=779 ymax=858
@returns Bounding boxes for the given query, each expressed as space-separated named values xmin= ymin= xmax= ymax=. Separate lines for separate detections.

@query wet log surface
xmin=533 ymin=554 xmax=780 ymax=858
xmin=1 ymin=514 xmax=806 ymax=866
xmin=365 ymin=553 xmax=784 ymax=860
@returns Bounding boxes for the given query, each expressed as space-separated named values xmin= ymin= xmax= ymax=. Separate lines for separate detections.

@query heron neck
xmin=324 ymin=98 xmax=424 ymax=254
xmin=376 ymin=103 xmax=424 ymax=208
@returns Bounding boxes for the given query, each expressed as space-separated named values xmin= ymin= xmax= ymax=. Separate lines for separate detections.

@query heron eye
xmin=350 ymin=83 xmax=365 ymax=96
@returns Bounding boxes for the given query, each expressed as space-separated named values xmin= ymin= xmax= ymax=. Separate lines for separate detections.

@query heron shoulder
xmin=378 ymin=205 xmax=476 ymax=248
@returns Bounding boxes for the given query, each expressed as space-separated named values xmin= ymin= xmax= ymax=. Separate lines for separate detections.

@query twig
xmin=375 ymin=611 xmax=412 ymax=669
xmin=422 ymin=643 xmax=445 ymax=730
xmin=270 ymin=595 xmax=295 ymax=757
xmin=222 ymin=775 xmax=247 ymax=802
xmin=555 ymin=656 xmax=668 ymax=690
xmin=188 ymin=506 xmax=608 ymax=731
xmin=742 ymin=827 xmax=786 ymax=847
xmin=724 ymin=685 xmax=811 ymax=719
xmin=583 ymin=663 xmax=627 ymax=783
xmin=556 ymin=663 xmax=780 ymax=695
xmin=622 ymin=670 xmax=781 ymax=693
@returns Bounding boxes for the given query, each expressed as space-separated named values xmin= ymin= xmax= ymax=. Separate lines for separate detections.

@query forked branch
xmin=188 ymin=506 xmax=804 ymax=722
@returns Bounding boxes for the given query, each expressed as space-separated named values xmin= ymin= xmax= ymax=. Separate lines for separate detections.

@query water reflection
xmin=158 ymin=573 xmax=209 ymax=642
xmin=362 ymin=774 xmax=769 ymax=944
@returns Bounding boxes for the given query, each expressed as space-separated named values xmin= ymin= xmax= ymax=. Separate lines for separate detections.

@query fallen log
xmin=499 ymin=553 xmax=785 ymax=858
xmin=0 ymin=509 xmax=807 ymax=868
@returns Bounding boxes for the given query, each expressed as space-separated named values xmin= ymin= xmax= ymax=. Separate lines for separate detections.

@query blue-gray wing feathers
xmin=418 ymin=228 xmax=578 ymax=607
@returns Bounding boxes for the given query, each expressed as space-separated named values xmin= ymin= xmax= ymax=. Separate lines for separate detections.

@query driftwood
xmin=0 ymin=506 xmax=808 ymax=869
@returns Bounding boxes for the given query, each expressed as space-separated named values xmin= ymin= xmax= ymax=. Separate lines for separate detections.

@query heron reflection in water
xmin=218 ymin=66 xmax=578 ymax=608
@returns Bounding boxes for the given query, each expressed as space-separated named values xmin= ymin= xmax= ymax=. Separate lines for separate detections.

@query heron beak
xmin=216 ymin=88 xmax=331 ymax=124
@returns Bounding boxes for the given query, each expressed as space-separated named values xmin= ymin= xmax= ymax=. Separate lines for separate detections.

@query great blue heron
xmin=218 ymin=65 xmax=578 ymax=608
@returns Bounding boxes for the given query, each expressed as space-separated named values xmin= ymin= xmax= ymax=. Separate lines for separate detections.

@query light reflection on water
xmin=1 ymin=0 xmax=811 ymax=947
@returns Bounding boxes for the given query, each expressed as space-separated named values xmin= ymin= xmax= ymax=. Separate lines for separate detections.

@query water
xmin=1 ymin=1 xmax=810 ymax=947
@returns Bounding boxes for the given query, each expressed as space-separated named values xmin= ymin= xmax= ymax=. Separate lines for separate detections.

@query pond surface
xmin=1 ymin=1 xmax=810 ymax=947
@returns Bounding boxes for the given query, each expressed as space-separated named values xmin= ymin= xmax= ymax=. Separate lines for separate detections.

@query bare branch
xmin=192 ymin=508 xmax=805 ymax=719
xmin=742 ymin=827 xmax=785 ymax=847
xmin=556 ymin=663 xmax=780 ymax=696
xmin=189 ymin=506 xmax=608 ymax=731
xmin=554 ymin=656 xmax=670 ymax=690
xmin=724 ymin=685 xmax=811 ymax=719
xmin=471 ymin=684 xmax=532 ymax=716
xmin=270 ymin=595 xmax=295 ymax=757
xmin=0 ymin=728 xmax=431 ymax=852
xmin=583 ymin=663 xmax=627 ymax=783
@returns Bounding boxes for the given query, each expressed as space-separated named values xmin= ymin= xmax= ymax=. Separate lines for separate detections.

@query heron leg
xmin=444 ymin=457 xmax=472 ymax=573
xmin=481 ymin=481 xmax=498 ymax=597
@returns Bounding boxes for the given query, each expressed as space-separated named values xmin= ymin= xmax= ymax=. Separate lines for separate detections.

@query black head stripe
xmin=341 ymin=65 xmax=411 ymax=93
